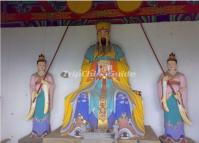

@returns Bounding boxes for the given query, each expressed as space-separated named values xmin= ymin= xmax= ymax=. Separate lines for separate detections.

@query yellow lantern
xmin=117 ymin=1 xmax=142 ymax=13
xmin=67 ymin=1 xmax=92 ymax=15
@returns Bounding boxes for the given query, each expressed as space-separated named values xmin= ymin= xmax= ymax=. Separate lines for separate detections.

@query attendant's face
xmin=167 ymin=61 xmax=177 ymax=72
xmin=37 ymin=61 xmax=46 ymax=72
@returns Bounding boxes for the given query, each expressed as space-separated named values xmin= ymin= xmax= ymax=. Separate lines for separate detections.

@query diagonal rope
xmin=139 ymin=23 xmax=191 ymax=125
xmin=139 ymin=23 xmax=176 ymax=94
xmin=33 ymin=22 xmax=71 ymax=102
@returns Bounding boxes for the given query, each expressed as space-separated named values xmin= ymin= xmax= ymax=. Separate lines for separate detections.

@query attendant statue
xmin=26 ymin=54 xmax=55 ymax=137
xmin=158 ymin=53 xmax=191 ymax=143
xmin=61 ymin=22 xmax=145 ymax=139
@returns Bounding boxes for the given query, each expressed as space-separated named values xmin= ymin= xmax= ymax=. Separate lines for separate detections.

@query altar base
xmin=43 ymin=125 xmax=160 ymax=143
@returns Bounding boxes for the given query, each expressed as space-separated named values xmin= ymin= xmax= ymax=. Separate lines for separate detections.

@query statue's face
xmin=99 ymin=29 xmax=109 ymax=38
xmin=98 ymin=29 xmax=110 ymax=47
xmin=167 ymin=60 xmax=177 ymax=72
xmin=37 ymin=61 xmax=46 ymax=72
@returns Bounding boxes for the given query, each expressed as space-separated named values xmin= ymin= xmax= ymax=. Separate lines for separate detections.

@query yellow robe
xmin=61 ymin=51 xmax=145 ymax=134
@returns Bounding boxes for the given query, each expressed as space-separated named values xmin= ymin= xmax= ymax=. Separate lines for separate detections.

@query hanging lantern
xmin=67 ymin=1 xmax=92 ymax=15
xmin=117 ymin=1 xmax=142 ymax=13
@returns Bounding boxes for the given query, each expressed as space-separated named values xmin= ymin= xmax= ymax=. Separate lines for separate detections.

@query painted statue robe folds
xmin=158 ymin=72 xmax=188 ymax=142
xmin=27 ymin=73 xmax=55 ymax=136
xmin=61 ymin=44 xmax=145 ymax=138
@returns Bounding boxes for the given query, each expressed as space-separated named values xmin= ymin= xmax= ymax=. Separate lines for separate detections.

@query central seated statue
xmin=60 ymin=22 xmax=145 ymax=139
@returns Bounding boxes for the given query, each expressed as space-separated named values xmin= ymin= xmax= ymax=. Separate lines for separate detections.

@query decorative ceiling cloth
xmin=1 ymin=1 xmax=199 ymax=27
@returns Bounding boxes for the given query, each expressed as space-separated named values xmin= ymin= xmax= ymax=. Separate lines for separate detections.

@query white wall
xmin=1 ymin=26 xmax=2 ymax=141
xmin=1 ymin=21 xmax=199 ymax=143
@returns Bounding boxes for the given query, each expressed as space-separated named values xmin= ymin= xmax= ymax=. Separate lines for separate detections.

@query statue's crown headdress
xmin=96 ymin=22 xmax=111 ymax=31
xmin=167 ymin=52 xmax=177 ymax=62
xmin=37 ymin=53 xmax=46 ymax=63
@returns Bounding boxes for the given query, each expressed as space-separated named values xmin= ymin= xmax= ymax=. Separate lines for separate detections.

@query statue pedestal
xmin=1 ymin=139 xmax=11 ymax=143
xmin=159 ymin=135 xmax=195 ymax=143
xmin=42 ymin=125 xmax=160 ymax=143
xmin=18 ymin=134 xmax=42 ymax=143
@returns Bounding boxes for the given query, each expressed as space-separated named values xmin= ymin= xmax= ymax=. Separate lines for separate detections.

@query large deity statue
xmin=61 ymin=22 xmax=145 ymax=139
xmin=26 ymin=54 xmax=55 ymax=137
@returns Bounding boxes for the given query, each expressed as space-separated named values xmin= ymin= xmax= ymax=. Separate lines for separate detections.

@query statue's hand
xmin=41 ymin=79 xmax=48 ymax=85
xmin=163 ymin=75 xmax=169 ymax=81
xmin=175 ymin=91 xmax=181 ymax=98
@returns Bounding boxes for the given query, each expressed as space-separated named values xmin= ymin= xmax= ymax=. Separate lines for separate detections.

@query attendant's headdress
xmin=37 ymin=53 xmax=46 ymax=64
xmin=167 ymin=52 xmax=177 ymax=63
